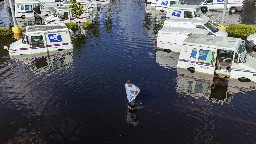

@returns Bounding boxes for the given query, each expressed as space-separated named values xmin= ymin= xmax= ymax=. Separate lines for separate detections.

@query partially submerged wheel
xmin=187 ymin=67 xmax=195 ymax=73
xmin=229 ymin=7 xmax=237 ymax=14
xmin=201 ymin=7 xmax=207 ymax=13
xmin=252 ymin=45 xmax=256 ymax=52
xmin=238 ymin=77 xmax=251 ymax=82
xmin=164 ymin=49 xmax=171 ymax=53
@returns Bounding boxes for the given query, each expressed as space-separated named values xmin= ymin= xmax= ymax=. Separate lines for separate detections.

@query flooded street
xmin=1 ymin=0 xmax=256 ymax=143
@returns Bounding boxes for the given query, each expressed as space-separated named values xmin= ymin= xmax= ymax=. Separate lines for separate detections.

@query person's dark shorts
xmin=127 ymin=99 xmax=136 ymax=108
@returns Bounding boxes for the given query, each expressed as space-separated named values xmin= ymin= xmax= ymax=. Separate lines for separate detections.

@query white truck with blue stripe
xmin=45 ymin=6 xmax=89 ymax=24
xmin=178 ymin=34 xmax=256 ymax=83
xmin=155 ymin=50 xmax=256 ymax=104
xmin=4 ymin=23 xmax=73 ymax=55
xmin=199 ymin=0 xmax=244 ymax=14
xmin=155 ymin=0 xmax=184 ymax=12
xmin=165 ymin=4 xmax=202 ymax=19
xmin=15 ymin=0 xmax=51 ymax=18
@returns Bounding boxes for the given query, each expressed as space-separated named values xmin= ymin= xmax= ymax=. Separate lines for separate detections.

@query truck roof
xmin=184 ymin=34 xmax=242 ymax=49
xmin=164 ymin=18 xmax=207 ymax=24
xmin=26 ymin=24 xmax=68 ymax=32
xmin=159 ymin=27 xmax=209 ymax=34
xmin=55 ymin=6 xmax=69 ymax=9
xmin=62 ymin=1 xmax=89 ymax=4
xmin=168 ymin=4 xmax=199 ymax=9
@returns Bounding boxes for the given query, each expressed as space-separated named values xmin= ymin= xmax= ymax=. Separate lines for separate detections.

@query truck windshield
xmin=30 ymin=35 xmax=44 ymax=47
xmin=217 ymin=49 xmax=234 ymax=69
xmin=194 ymin=8 xmax=201 ymax=17
xmin=204 ymin=22 xmax=219 ymax=33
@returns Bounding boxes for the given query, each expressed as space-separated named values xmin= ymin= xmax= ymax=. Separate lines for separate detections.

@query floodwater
xmin=1 ymin=0 xmax=256 ymax=143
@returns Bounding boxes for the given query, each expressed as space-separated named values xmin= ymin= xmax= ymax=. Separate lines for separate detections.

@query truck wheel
xmin=187 ymin=67 xmax=195 ymax=73
xmin=21 ymin=15 xmax=25 ymax=19
xmin=164 ymin=49 xmax=171 ymax=53
xmin=229 ymin=7 xmax=237 ymax=14
xmin=238 ymin=77 xmax=251 ymax=82
xmin=252 ymin=45 xmax=256 ymax=52
xmin=201 ymin=7 xmax=207 ymax=13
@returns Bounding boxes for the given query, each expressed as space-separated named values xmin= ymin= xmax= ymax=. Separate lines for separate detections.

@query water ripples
xmin=1 ymin=0 xmax=256 ymax=143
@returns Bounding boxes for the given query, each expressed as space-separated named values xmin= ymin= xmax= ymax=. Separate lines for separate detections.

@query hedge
xmin=0 ymin=27 xmax=9 ymax=36
xmin=0 ymin=22 xmax=94 ymax=36
xmin=228 ymin=24 xmax=256 ymax=39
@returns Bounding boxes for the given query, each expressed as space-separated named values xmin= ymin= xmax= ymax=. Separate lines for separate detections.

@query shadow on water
xmin=87 ymin=21 xmax=101 ymax=39
xmin=143 ymin=13 xmax=151 ymax=30
xmin=2 ymin=0 xmax=256 ymax=143
xmin=105 ymin=6 xmax=113 ymax=33
xmin=72 ymin=35 xmax=87 ymax=55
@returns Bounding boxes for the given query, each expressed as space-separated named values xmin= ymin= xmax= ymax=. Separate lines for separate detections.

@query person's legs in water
xmin=128 ymin=99 xmax=136 ymax=109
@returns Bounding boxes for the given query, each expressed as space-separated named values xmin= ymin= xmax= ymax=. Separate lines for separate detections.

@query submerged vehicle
xmin=178 ymin=34 xmax=256 ymax=83
xmin=44 ymin=6 xmax=89 ymax=24
xmin=4 ymin=23 xmax=73 ymax=55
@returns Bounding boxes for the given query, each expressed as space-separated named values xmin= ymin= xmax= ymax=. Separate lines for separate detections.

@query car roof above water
xmin=168 ymin=4 xmax=199 ymax=9
xmin=184 ymin=34 xmax=242 ymax=50
xmin=164 ymin=18 xmax=207 ymax=24
xmin=159 ymin=27 xmax=209 ymax=34
xmin=26 ymin=24 xmax=68 ymax=33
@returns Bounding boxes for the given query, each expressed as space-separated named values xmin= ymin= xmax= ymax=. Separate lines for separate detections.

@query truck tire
xmin=21 ymin=15 xmax=25 ymax=19
xmin=201 ymin=7 xmax=207 ymax=13
xmin=252 ymin=45 xmax=256 ymax=52
xmin=238 ymin=77 xmax=251 ymax=82
xmin=229 ymin=7 xmax=237 ymax=14
xmin=187 ymin=67 xmax=195 ymax=73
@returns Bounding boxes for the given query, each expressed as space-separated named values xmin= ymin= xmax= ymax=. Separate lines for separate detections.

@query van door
xmin=195 ymin=48 xmax=217 ymax=75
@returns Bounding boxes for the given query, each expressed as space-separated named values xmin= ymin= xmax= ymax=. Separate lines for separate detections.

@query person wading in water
xmin=125 ymin=80 xmax=140 ymax=109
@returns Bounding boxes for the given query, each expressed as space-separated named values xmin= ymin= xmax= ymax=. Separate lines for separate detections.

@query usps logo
xmin=217 ymin=0 xmax=224 ymax=2
xmin=161 ymin=0 xmax=168 ymax=6
xmin=172 ymin=10 xmax=181 ymax=17
xmin=48 ymin=34 xmax=63 ymax=43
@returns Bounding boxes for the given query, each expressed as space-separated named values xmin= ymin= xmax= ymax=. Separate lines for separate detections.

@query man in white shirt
xmin=125 ymin=80 xmax=140 ymax=109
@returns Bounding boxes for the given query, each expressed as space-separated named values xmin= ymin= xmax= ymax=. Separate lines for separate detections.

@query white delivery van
xmin=165 ymin=4 xmax=201 ymax=19
xmin=177 ymin=34 xmax=256 ymax=83
xmin=155 ymin=27 xmax=209 ymax=52
xmin=199 ymin=0 xmax=244 ymax=14
xmin=162 ymin=19 xmax=227 ymax=36
xmin=155 ymin=0 xmax=184 ymax=12
xmin=39 ymin=0 xmax=64 ymax=7
xmin=15 ymin=0 xmax=51 ymax=18
xmin=45 ymin=6 xmax=89 ymax=24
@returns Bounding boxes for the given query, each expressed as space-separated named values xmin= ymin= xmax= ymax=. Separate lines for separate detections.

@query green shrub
xmin=228 ymin=24 xmax=256 ymax=39
xmin=82 ymin=21 xmax=93 ymax=30
xmin=0 ymin=27 xmax=10 ymax=36
xmin=160 ymin=20 xmax=165 ymax=25
xmin=65 ymin=22 xmax=78 ymax=31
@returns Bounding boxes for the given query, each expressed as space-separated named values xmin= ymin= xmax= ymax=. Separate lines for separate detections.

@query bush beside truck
xmin=228 ymin=24 xmax=256 ymax=40
xmin=0 ymin=27 xmax=9 ymax=36
xmin=0 ymin=22 xmax=93 ymax=36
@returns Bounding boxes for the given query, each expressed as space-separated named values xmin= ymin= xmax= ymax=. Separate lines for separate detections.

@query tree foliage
xmin=69 ymin=0 xmax=84 ymax=18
